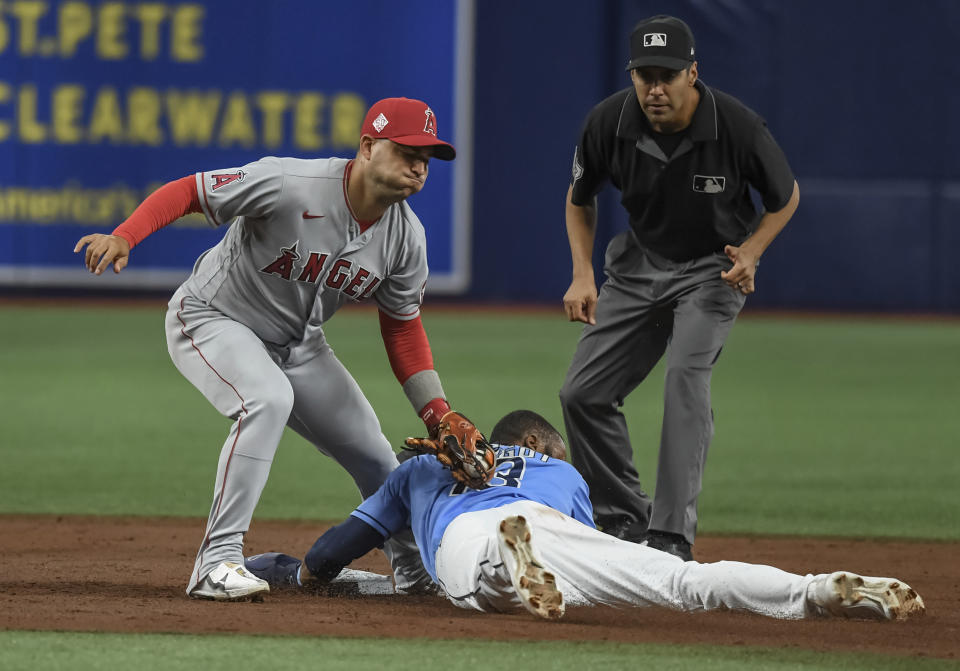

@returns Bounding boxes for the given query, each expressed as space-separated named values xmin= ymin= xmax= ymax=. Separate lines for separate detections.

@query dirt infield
xmin=1 ymin=515 xmax=956 ymax=659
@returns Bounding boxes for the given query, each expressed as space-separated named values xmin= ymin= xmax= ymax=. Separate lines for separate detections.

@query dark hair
xmin=489 ymin=410 xmax=565 ymax=458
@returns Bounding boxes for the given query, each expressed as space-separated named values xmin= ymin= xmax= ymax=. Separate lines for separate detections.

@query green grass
xmin=703 ymin=317 xmax=960 ymax=538
xmin=2 ymin=306 xmax=957 ymax=668
xmin=0 ymin=304 xmax=958 ymax=539
xmin=0 ymin=631 xmax=952 ymax=671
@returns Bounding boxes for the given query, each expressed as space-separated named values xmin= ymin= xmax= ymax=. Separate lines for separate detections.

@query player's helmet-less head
xmin=490 ymin=410 xmax=567 ymax=460
xmin=361 ymin=97 xmax=456 ymax=161
xmin=625 ymin=15 xmax=696 ymax=72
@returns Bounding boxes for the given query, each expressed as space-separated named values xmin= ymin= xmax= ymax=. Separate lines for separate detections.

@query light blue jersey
xmin=352 ymin=446 xmax=595 ymax=582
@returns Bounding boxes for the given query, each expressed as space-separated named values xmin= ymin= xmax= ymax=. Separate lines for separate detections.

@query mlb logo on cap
xmin=626 ymin=15 xmax=696 ymax=72
xmin=643 ymin=33 xmax=667 ymax=47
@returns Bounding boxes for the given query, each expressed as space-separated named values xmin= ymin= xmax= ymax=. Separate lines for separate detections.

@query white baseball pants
xmin=436 ymin=500 xmax=814 ymax=619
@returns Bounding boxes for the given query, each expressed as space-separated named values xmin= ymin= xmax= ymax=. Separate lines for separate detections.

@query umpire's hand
xmin=720 ymin=244 xmax=757 ymax=295
xmin=563 ymin=277 xmax=598 ymax=324
xmin=74 ymin=234 xmax=131 ymax=275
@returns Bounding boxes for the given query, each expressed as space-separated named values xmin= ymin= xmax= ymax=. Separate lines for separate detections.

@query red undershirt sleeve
xmin=111 ymin=175 xmax=201 ymax=249
xmin=379 ymin=311 xmax=433 ymax=379
xmin=378 ymin=310 xmax=450 ymax=428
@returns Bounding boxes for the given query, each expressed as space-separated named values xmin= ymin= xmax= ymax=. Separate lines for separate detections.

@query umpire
xmin=559 ymin=15 xmax=799 ymax=560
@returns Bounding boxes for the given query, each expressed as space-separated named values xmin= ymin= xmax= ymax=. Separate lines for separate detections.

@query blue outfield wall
xmin=470 ymin=0 xmax=960 ymax=311
xmin=0 ymin=0 xmax=470 ymax=292
xmin=1 ymin=0 xmax=957 ymax=311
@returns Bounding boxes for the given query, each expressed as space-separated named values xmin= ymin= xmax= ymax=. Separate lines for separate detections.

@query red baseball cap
xmin=361 ymin=97 xmax=456 ymax=161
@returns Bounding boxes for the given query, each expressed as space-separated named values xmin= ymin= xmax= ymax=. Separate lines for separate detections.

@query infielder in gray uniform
xmin=559 ymin=16 xmax=800 ymax=560
xmin=74 ymin=97 xmax=462 ymax=601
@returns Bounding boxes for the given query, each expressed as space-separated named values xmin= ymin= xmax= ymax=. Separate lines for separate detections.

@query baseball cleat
xmin=189 ymin=561 xmax=270 ymax=602
xmin=643 ymin=529 xmax=693 ymax=561
xmin=497 ymin=515 xmax=565 ymax=620
xmin=809 ymin=571 xmax=925 ymax=621
xmin=244 ymin=552 xmax=303 ymax=588
xmin=597 ymin=514 xmax=649 ymax=544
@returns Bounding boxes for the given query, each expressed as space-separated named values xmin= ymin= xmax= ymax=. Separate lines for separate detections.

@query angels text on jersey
xmin=259 ymin=241 xmax=381 ymax=301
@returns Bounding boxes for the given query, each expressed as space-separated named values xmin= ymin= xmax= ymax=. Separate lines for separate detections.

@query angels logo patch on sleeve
xmin=211 ymin=170 xmax=245 ymax=190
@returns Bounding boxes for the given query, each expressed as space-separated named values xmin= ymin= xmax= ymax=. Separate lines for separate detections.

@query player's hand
xmin=73 ymin=234 xmax=131 ymax=275
xmin=720 ymin=244 xmax=758 ymax=295
xmin=563 ymin=276 xmax=598 ymax=324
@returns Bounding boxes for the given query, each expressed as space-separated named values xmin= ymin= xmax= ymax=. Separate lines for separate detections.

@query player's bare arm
xmin=73 ymin=234 xmax=131 ymax=275
xmin=721 ymin=180 xmax=800 ymax=294
xmin=563 ymin=186 xmax=599 ymax=324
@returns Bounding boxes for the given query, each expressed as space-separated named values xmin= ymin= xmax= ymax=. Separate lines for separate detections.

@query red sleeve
xmin=379 ymin=311 xmax=434 ymax=382
xmin=111 ymin=175 xmax=201 ymax=249
xmin=378 ymin=311 xmax=450 ymax=427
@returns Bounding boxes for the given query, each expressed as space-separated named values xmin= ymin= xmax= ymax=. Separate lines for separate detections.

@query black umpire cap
xmin=625 ymin=15 xmax=696 ymax=71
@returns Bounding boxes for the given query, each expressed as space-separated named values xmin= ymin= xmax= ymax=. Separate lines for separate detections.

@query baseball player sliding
xmin=244 ymin=410 xmax=925 ymax=622
xmin=74 ymin=97 xmax=475 ymax=601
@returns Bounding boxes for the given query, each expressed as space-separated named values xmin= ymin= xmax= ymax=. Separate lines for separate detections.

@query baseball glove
xmin=404 ymin=411 xmax=496 ymax=489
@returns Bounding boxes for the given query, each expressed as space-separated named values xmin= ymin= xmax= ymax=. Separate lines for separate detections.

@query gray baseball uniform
xmin=166 ymin=156 xmax=434 ymax=594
